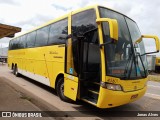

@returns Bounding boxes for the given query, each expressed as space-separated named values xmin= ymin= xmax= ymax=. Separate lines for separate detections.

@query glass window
xmin=48 ymin=19 xmax=68 ymax=45
xmin=100 ymin=7 xmax=147 ymax=79
xmin=17 ymin=37 xmax=21 ymax=49
xmin=9 ymin=36 xmax=26 ymax=50
xmin=26 ymin=31 xmax=36 ymax=48
xmin=66 ymin=9 xmax=98 ymax=76
xmin=12 ymin=38 xmax=19 ymax=50
xmin=9 ymin=40 xmax=13 ymax=50
xmin=35 ymin=26 xmax=50 ymax=47
xmin=72 ymin=9 xmax=97 ymax=36
xmin=20 ymin=35 xmax=27 ymax=48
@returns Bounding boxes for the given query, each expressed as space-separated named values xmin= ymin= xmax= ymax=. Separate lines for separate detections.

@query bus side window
xmin=48 ymin=19 xmax=68 ymax=45
xmin=35 ymin=26 xmax=50 ymax=47
xmin=20 ymin=35 xmax=27 ymax=49
xmin=12 ymin=38 xmax=20 ymax=50
xmin=26 ymin=31 xmax=36 ymax=48
xmin=9 ymin=40 xmax=13 ymax=50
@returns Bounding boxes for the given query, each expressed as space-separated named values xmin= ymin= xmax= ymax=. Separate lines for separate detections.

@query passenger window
xmin=18 ymin=36 xmax=26 ymax=49
xmin=12 ymin=38 xmax=19 ymax=50
xmin=9 ymin=40 xmax=13 ymax=50
xmin=72 ymin=9 xmax=97 ymax=36
xmin=35 ymin=26 xmax=50 ymax=47
xmin=20 ymin=35 xmax=27 ymax=48
xmin=26 ymin=31 xmax=36 ymax=48
xmin=48 ymin=19 xmax=68 ymax=45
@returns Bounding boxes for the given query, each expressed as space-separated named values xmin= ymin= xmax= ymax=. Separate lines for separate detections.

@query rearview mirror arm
xmin=140 ymin=51 xmax=159 ymax=56
xmin=99 ymin=39 xmax=115 ymax=49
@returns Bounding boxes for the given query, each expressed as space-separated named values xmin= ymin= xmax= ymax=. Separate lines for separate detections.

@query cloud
xmin=14 ymin=14 xmax=54 ymax=33
xmin=0 ymin=0 xmax=19 ymax=5
xmin=0 ymin=0 xmax=160 ymax=56
xmin=52 ymin=4 xmax=71 ymax=11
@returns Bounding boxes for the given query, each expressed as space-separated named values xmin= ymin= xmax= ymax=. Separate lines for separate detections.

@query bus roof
xmin=11 ymin=4 xmax=134 ymax=40
xmin=0 ymin=23 xmax=21 ymax=39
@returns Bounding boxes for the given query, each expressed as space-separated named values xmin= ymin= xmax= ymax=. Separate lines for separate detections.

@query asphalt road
xmin=0 ymin=63 xmax=160 ymax=120
xmin=146 ymin=81 xmax=160 ymax=97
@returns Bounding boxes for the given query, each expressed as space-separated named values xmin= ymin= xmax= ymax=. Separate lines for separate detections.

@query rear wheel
xmin=11 ymin=64 xmax=14 ymax=73
xmin=14 ymin=65 xmax=20 ymax=77
xmin=56 ymin=77 xmax=71 ymax=102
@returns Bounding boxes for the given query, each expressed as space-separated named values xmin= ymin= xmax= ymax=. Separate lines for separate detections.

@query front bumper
xmin=97 ymin=86 xmax=147 ymax=108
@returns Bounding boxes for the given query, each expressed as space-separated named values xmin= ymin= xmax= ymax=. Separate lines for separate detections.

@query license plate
xmin=131 ymin=94 xmax=138 ymax=99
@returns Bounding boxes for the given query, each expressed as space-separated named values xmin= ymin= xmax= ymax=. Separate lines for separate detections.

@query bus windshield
xmin=99 ymin=7 xmax=148 ymax=79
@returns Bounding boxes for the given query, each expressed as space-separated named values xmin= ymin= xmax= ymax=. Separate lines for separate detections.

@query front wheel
xmin=56 ymin=78 xmax=71 ymax=102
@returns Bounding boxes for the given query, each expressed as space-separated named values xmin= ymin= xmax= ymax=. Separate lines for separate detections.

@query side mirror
xmin=96 ymin=18 xmax=118 ymax=42
xmin=135 ymin=35 xmax=160 ymax=54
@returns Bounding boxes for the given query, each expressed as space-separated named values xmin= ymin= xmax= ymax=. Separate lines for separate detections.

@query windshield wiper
xmin=123 ymin=51 xmax=147 ymax=79
xmin=123 ymin=52 xmax=133 ymax=79
xmin=136 ymin=53 xmax=147 ymax=77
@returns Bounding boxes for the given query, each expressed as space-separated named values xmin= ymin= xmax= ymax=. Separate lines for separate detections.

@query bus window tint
xmin=19 ymin=36 xmax=26 ymax=49
xmin=35 ymin=26 xmax=50 ymax=47
xmin=12 ymin=38 xmax=19 ymax=50
xmin=72 ymin=9 xmax=97 ymax=36
xmin=9 ymin=40 xmax=13 ymax=50
xmin=26 ymin=31 xmax=36 ymax=48
xmin=48 ymin=19 xmax=68 ymax=45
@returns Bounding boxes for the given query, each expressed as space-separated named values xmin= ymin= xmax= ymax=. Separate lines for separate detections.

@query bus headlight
xmin=101 ymin=82 xmax=122 ymax=91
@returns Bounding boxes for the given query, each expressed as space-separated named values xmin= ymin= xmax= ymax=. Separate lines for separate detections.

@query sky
xmin=0 ymin=0 xmax=160 ymax=56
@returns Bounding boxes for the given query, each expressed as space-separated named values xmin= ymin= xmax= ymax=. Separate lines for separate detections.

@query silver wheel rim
xmin=15 ymin=67 xmax=18 ymax=75
xmin=60 ymin=83 xmax=64 ymax=96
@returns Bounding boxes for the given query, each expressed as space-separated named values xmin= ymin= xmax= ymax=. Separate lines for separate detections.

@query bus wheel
xmin=56 ymin=78 xmax=71 ymax=102
xmin=14 ymin=65 xmax=20 ymax=77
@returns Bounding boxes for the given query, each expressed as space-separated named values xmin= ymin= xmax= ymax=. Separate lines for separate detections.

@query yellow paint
xmin=95 ymin=6 xmax=106 ymax=83
xmin=135 ymin=35 xmax=160 ymax=52
xmin=8 ymin=45 xmax=65 ymax=88
xmin=142 ymin=35 xmax=160 ymax=52
xmin=156 ymin=57 xmax=160 ymax=66
xmin=8 ymin=4 xmax=158 ymax=108
xmin=105 ymin=76 xmax=148 ymax=92
xmin=96 ymin=18 xmax=118 ymax=41
xmin=64 ymin=74 xmax=78 ymax=101
xmin=95 ymin=76 xmax=148 ymax=108
xmin=97 ymin=86 xmax=147 ymax=108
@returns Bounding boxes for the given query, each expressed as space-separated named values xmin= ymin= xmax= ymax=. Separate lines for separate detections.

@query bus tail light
xmin=101 ymin=82 xmax=122 ymax=91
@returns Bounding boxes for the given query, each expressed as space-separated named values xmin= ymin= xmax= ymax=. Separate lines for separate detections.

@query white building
xmin=0 ymin=47 xmax=8 ymax=62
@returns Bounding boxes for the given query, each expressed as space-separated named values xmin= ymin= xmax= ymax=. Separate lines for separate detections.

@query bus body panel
xmin=7 ymin=5 xmax=157 ymax=108
xmin=64 ymin=74 xmax=78 ymax=101
xmin=105 ymin=76 xmax=148 ymax=92
xmin=8 ymin=44 xmax=66 ymax=88
xmin=97 ymin=86 xmax=147 ymax=108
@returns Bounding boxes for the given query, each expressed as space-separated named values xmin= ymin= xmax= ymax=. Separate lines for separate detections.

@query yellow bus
xmin=155 ymin=57 xmax=160 ymax=73
xmin=8 ymin=5 xmax=159 ymax=108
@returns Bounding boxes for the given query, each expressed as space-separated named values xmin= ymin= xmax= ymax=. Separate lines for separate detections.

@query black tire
xmin=13 ymin=65 xmax=20 ymax=77
xmin=11 ymin=65 xmax=14 ymax=73
xmin=56 ymin=78 xmax=71 ymax=102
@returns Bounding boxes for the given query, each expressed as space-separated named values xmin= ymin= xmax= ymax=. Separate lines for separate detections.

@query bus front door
xmin=64 ymin=38 xmax=80 ymax=101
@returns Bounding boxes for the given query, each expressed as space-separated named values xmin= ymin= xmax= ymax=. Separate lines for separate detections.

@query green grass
xmin=148 ymin=75 xmax=160 ymax=82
